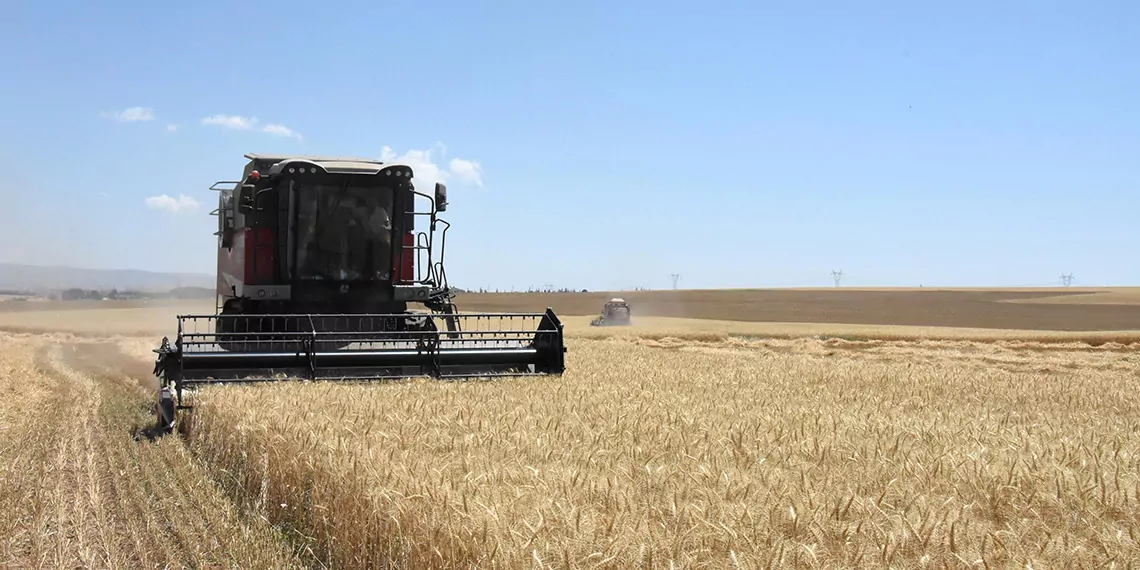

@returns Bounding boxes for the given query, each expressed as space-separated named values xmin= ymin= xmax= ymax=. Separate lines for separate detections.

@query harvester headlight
xmin=289 ymin=167 xmax=296 ymax=173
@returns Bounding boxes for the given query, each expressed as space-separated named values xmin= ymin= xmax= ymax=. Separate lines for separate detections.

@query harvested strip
xmin=0 ymin=333 xmax=303 ymax=569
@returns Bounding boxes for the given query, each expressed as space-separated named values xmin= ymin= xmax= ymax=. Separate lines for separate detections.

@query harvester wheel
xmin=216 ymin=313 xmax=348 ymax=352
xmin=214 ymin=312 xmax=443 ymax=352
xmin=215 ymin=313 xmax=272 ymax=352
xmin=397 ymin=312 xmax=439 ymax=341
xmin=156 ymin=387 xmax=175 ymax=434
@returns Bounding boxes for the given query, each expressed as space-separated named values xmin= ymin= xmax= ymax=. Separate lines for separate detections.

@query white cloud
xmin=448 ymin=158 xmax=484 ymax=187
xmin=200 ymin=115 xmax=303 ymax=141
xmin=145 ymin=194 xmax=201 ymax=214
xmin=201 ymin=114 xmax=258 ymax=130
xmin=380 ymin=143 xmax=484 ymax=191
xmin=166 ymin=124 xmax=179 ymax=132
xmin=102 ymin=106 xmax=155 ymax=122
xmin=262 ymin=123 xmax=303 ymax=140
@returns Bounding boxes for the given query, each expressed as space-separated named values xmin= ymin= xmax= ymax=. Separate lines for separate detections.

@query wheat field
xmin=182 ymin=335 xmax=1140 ymax=568
xmin=2 ymin=293 xmax=1140 ymax=568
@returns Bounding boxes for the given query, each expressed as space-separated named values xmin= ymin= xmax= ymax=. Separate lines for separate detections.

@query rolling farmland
xmin=2 ymin=288 xmax=1140 ymax=568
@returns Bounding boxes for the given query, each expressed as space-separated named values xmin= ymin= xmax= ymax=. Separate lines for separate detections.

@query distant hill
xmin=0 ymin=263 xmax=214 ymax=293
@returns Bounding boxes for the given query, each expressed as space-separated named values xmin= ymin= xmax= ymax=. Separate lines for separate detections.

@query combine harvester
xmin=152 ymin=153 xmax=566 ymax=434
xmin=590 ymin=298 xmax=632 ymax=326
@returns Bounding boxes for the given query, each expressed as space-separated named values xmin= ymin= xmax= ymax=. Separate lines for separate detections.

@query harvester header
xmin=151 ymin=152 xmax=566 ymax=433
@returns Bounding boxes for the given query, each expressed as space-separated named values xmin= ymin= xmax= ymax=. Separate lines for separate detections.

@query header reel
xmin=153 ymin=310 xmax=566 ymax=434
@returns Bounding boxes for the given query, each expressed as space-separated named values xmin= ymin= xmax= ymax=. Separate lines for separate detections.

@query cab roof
xmin=244 ymin=153 xmax=392 ymax=175
xmin=245 ymin=153 xmax=383 ymax=164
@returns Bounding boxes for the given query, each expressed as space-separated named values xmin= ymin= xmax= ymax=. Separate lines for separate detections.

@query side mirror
xmin=434 ymin=182 xmax=448 ymax=212
xmin=219 ymin=192 xmax=236 ymax=248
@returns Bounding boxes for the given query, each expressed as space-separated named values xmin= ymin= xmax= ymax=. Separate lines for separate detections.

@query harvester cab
xmin=590 ymin=298 xmax=631 ymax=326
xmin=152 ymin=153 xmax=566 ymax=434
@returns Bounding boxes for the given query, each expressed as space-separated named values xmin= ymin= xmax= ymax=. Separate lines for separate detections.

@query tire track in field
xmin=0 ymin=333 xmax=305 ymax=569
xmin=0 ymin=336 xmax=66 ymax=567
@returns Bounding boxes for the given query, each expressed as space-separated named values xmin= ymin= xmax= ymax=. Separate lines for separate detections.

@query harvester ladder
xmin=404 ymin=190 xmax=451 ymax=289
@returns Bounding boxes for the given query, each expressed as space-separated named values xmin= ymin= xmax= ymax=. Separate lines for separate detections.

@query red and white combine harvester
xmin=152 ymin=153 xmax=566 ymax=434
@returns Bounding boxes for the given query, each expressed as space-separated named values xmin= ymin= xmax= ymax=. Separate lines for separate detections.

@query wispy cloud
xmin=145 ymin=194 xmax=201 ymax=214
xmin=262 ymin=123 xmax=303 ymax=140
xmin=448 ymin=158 xmax=484 ymax=187
xmin=201 ymin=114 xmax=258 ymax=130
xmin=381 ymin=143 xmax=485 ymax=191
xmin=101 ymin=106 xmax=155 ymax=122
xmin=166 ymin=124 xmax=179 ymax=133
xmin=200 ymin=114 xmax=303 ymax=141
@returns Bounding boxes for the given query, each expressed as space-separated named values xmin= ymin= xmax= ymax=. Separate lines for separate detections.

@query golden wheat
xmin=183 ymin=335 xmax=1140 ymax=568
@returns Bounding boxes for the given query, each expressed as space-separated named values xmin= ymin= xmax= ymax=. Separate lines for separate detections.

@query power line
xmin=831 ymin=269 xmax=843 ymax=287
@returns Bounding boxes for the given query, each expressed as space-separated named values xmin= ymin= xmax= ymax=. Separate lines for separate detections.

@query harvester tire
xmin=156 ymin=387 xmax=175 ymax=435
xmin=215 ymin=314 xmax=352 ymax=352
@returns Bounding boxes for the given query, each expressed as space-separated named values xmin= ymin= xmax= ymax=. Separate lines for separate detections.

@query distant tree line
xmin=59 ymin=289 xmax=109 ymax=301
xmin=49 ymin=286 xmax=215 ymax=301
xmin=452 ymin=286 xmax=592 ymax=294
xmin=453 ymin=284 xmax=658 ymax=293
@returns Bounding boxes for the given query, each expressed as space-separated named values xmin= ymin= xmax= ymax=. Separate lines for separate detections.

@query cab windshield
xmin=294 ymin=181 xmax=394 ymax=281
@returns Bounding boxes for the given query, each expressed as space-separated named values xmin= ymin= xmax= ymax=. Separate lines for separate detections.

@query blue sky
xmin=1 ymin=1 xmax=1137 ymax=290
